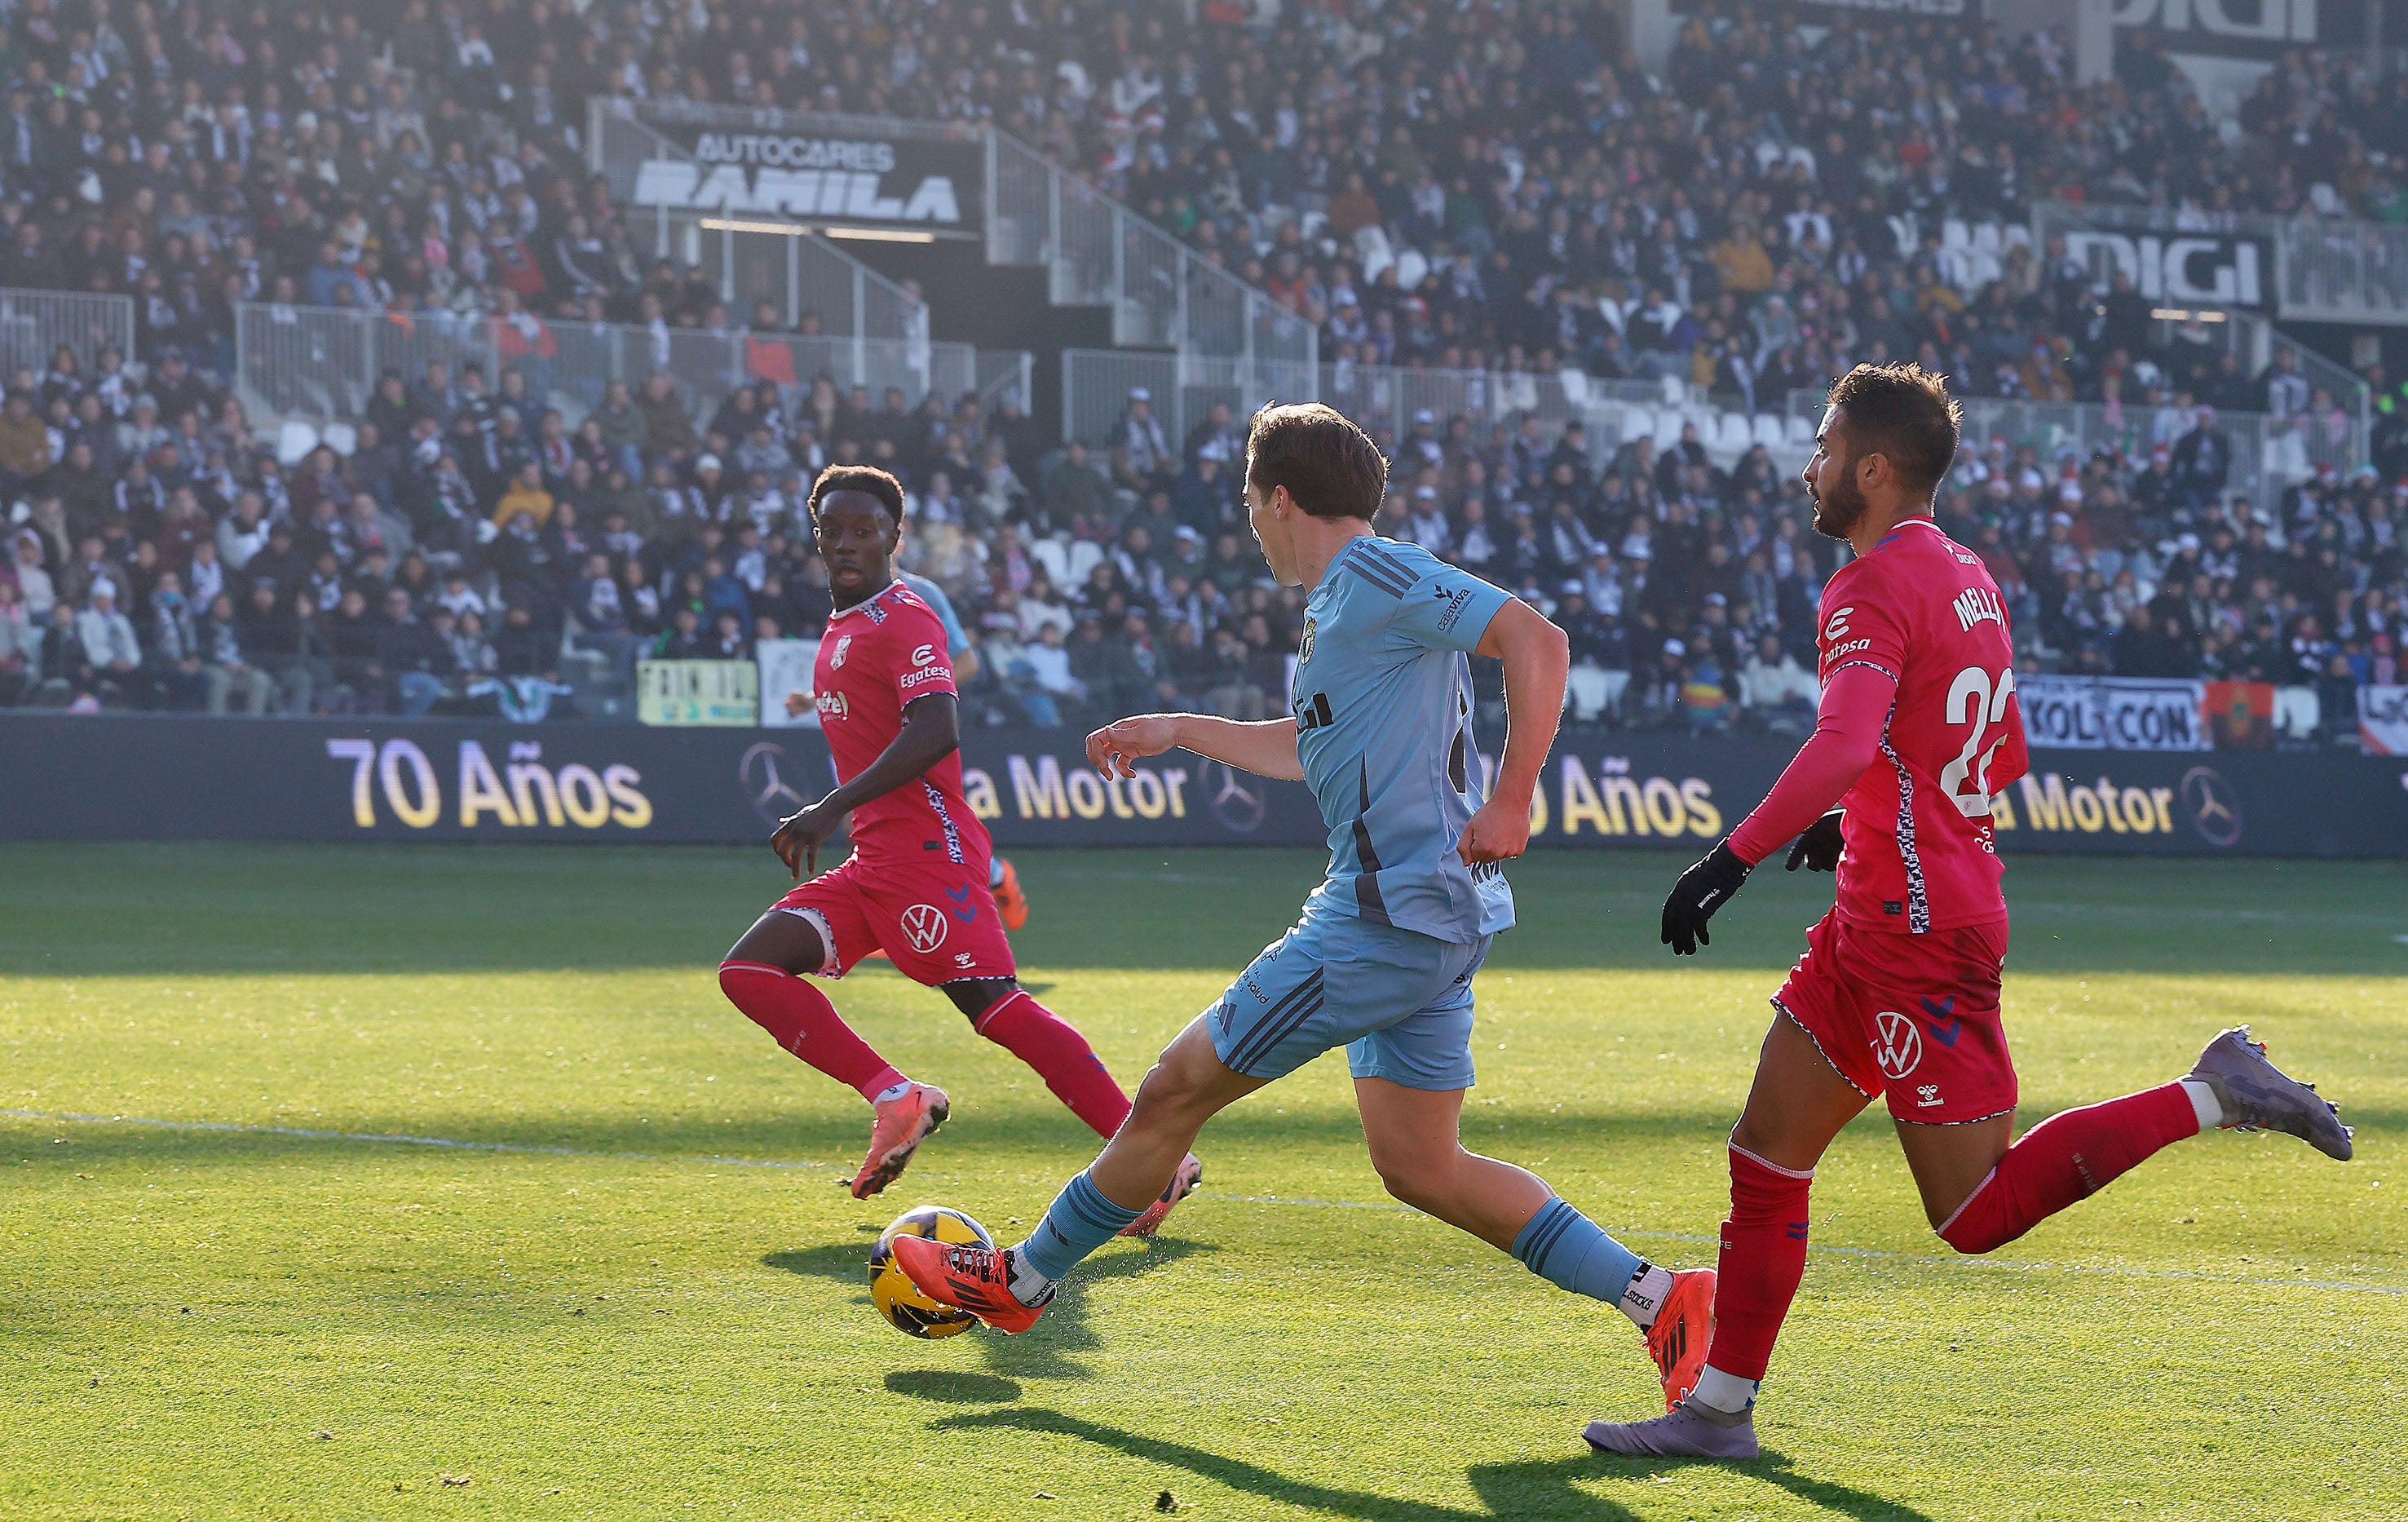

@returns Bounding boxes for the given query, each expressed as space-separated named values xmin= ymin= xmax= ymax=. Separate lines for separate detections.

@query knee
xmin=946 ymin=979 xmax=1019 ymax=1024
xmin=1130 ymin=1053 xmax=1215 ymax=1123
xmin=1934 ymin=1186 xmax=2008 ymax=1255
xmin=1367 ymin=1145 xmax=1458 ymax=1213
xmin=716 ymin=959 xmax=773 ymax=1000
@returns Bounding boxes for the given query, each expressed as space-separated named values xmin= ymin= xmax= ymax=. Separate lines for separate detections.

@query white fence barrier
xmin=1062 ymin=349 xmax=1686 ymax=467
xmin=0 ymin=289 xmax=134 ymax=376
xmin=237 ymin=302 xmax=1015 ymax=436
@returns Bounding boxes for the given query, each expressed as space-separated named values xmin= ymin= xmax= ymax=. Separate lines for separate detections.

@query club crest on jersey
xmin=1297 ymin=617 xmax=1315 ymax=663
xmin=899 ymin=903 xmax=948 ymax=953
xmin=1874 ymin=1011 xmax=1922 ymax=1078
xmin=831 ymin=635 xmax=853 ymax=667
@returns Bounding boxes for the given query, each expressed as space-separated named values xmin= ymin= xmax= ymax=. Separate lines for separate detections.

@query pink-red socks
xmin=1704 ymin=1144 xmax=1815 ymax=1383
xmin=972 ymin=989 xmax=1133 ymax=1139
xmin=718 ymin=961 xmax=906 ymax=1100
xmin=1937 ymin=1082 xmax=2200 ymax=1254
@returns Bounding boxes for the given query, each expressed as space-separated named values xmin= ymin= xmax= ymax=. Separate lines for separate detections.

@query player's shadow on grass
xmin=934 ymin=1407 xmax=1942 ymax=1522
xmin=763 ymin=1234 xmax=1217 ymax=1382
xmin=885 ymin=1369 xmax=1021 ymax=1403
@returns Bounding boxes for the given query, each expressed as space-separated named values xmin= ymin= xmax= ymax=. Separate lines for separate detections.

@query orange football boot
xmin=1644 ymin=1268 xmax=1717 ymax=1410
xmin=1119 ymin=1153 xmax=1203 ymax=1237
xmin=848 ymin=1081 xmax=948 ymax=1199
xmin=890 ymin=1235 xmax=1049 ymax=1334
xmin=991 ymin=856 xmax=1030 ymax=931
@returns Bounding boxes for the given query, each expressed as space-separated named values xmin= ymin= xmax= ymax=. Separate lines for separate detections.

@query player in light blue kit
xmin=895 ymin=403 xmax=1715 ymax=1408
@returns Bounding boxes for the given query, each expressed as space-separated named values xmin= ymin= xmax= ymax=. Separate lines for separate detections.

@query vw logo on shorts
xmin=738 ymin=742 xmax=808 ymax=825
xmin=2179 ymin=766 xmax=2243 ymax=848
xmin=1873 ymin=1011 xmax=1923 ymax=1079
xmin=899 ymin=903 xmax=948 ymax=953
xmin=1199 ymin=757 xmax=1268 ymax=834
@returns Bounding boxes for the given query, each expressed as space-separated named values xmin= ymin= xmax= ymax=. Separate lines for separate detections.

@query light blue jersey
xmin=1291 ymin=535 xmax=1515 ymax=944
xmin=899 ymin=572 xmax=973 ymax=661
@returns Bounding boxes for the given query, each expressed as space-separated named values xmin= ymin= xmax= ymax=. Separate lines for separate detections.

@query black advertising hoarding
xmin=2112 ymin=0 xmax=2367 ymax=62
xmin=630 ymin=117 xmax=983 ymax=238
xmin=3 ymin=715 xmax=2405 ymax=858
xmin=2058 ymin=226 xmax=2275 ymax=311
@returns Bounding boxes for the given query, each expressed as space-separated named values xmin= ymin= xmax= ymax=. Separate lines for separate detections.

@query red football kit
xmin=1730 ymin=517 xmax=2030 ymax=1125
xmin=771 ymin=578 xmax=1015 ymax=986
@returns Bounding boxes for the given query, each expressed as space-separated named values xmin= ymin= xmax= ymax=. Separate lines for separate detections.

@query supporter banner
xmin=630 ymin=118 xmax=983 ymax=236
xmin=636 ymin=660 xmax=759 ymax=727
xmin=2361 ymin=685 xmax=2408 ymax=757
xmin=2016 ymin=676 xmax=2211 ymax=752
xmin=756 ymin=639 xmax=823 ymax=730
xmin=2204 ymin=679 xmax=2275 ymax=750
xmin=2 ymin=717 xmax=2403 ymax=856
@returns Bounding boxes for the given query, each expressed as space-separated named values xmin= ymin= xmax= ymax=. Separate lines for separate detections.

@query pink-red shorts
xmin=771 ymin=854 xmax=1015 ymax=987
xmin=1772 ymin=909 xmax=2017 ymax=1125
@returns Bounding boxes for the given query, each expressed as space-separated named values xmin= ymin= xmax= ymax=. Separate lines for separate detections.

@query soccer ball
xmin=868 ymin=1205 xmax=992 ymax=1338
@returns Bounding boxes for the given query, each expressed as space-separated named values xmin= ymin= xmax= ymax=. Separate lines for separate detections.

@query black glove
xmin=1783 ymin=810 xmax=1845 ymax=873
xmin=1662 ymin=838 xmax=1752 ymax=957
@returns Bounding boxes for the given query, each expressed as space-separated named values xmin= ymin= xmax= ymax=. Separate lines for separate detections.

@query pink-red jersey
xmin=811 ymin=578 xmax=985 ymax=868
xmin=1817 ymin=518 xmax=2028 ymax=935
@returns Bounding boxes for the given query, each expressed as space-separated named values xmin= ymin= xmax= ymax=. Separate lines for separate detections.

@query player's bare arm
xmin=771 ymin=690 xmax=960 ymax=879
xmin=1086 ymin=713 xmax=1306 ymax=782
xmin=1459 ymin=596 xmax=1566 ymax=865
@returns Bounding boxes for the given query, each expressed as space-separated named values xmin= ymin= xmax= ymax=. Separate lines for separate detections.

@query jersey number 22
xmin=1940 ymin=664 xmax=2015 ymax=818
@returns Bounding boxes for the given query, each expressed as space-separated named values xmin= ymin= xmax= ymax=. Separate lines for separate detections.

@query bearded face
xmin=1809 ymin=442 xmax=1871 ymax=541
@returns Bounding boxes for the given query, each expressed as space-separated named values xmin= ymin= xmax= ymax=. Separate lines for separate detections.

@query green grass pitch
xmin=2 ymin=842 xmax=2403 ymax=1521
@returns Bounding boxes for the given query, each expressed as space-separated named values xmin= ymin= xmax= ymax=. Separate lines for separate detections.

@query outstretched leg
xmin=891 ymin=1013 xmax=1263 ymax=1332
xmin=1909 ymin=1024 xmax=2349 ymax=1256
xmin=1355 ymin=1077 xmax=1713 ymax=1409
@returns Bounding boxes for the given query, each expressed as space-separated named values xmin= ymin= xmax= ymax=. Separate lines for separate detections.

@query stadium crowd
xmin=0 ymin=0 xmax=2400 ymax=733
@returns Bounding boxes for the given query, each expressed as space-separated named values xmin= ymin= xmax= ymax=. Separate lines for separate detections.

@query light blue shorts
xmin=1208 ymin=906 xmax=1492 ymax=1092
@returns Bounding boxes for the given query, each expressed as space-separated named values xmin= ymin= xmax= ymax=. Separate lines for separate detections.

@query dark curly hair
xmin=806 ymin=463 xmax=906 ymax=526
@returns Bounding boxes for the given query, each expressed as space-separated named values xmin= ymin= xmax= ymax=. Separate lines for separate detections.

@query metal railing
xmin=2148 ymin=309 xmax=2372 ymax=483
xmin=1062 ymin=348 xmax=1670 ymax=464
xmin=1785 ymin=387 xmax=2307 ymax=511
xmin=976 ymin=349 xmax=1034 ymax=414
xmin=2278 ymin=215 xmax=2408 ymax=327
xmin=590 ymin=103 xmax=923 ymax=341
xmin=0 ymin=289 xmax=134 ymax=377
xmin=237 ymin=302 xmax=1008 ymax=435
xmin=991 ymin=132 xmax=1315 ymax=367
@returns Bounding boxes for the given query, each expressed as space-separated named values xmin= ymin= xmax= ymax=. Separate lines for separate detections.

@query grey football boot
xmin=1583 ymin=1399 xmax=1760 ymax=1460
xmin=2186 ymin=1025 xmax=2353 ymax=1161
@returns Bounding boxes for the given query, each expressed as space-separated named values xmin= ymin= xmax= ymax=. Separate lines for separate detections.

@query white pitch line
xmin=0 ymin=1107 xmax=833 ymax=1173
xmin=7 ymin=1108 xmax=2402 ymax=1299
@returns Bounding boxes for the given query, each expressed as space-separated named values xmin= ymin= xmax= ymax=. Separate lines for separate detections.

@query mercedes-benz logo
xmin=739 ymin=741 xmax=808 ymax=825
xmin=1198 ymin=757 xmax=1268 ymax=834
xmin=2179 ymin=766 xmax=2242 ymax=848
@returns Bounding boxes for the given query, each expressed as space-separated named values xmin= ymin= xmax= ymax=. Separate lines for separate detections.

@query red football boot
xmin=890 ymin=1235 xmax=1049 ymax=1334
